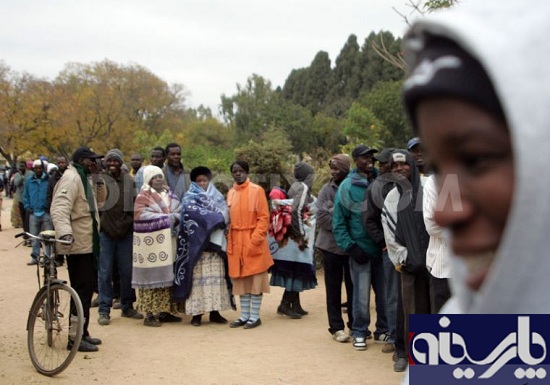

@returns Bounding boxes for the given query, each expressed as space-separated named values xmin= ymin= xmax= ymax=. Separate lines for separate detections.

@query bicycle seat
xmin=40 ymin=230 xmax=57 ymax=240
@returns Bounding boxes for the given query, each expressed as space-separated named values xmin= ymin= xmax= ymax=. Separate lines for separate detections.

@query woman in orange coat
xmin=226 ymin=160 xmax=273 ymax=329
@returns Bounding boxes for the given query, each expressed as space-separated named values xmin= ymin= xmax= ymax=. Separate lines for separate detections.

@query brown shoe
xmin=382 ymin=343 xmax=396 ymax=353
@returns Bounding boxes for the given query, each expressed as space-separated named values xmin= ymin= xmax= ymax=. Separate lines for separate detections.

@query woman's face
xmin=329 ymin=164 xmax=347 ymax=183
xmin=149 ymin=174 xmax=164 ymax=192
xmin=231 ymin=164 xmax=248 ymax=185
xmin=417 ymin=98 xmax=514 ymax=292
xmin=195 ymin=175 xmax=209 ymax=191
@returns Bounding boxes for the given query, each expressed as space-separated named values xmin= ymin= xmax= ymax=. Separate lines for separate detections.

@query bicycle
xmin=16 ymin=230 xmax=84 ymax=376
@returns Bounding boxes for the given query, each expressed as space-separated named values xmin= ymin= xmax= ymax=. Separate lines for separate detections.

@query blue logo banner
xmin=409 ymin=314 xmax=550 ymax=384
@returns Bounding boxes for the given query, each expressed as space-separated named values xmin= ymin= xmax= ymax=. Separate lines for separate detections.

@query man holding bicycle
xmin=51 ymin=146 xmax=106 ymax=352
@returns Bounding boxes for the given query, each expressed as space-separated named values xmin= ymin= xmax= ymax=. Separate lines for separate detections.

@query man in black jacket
xmin=97 ymin=149 xmax=143 ymax=326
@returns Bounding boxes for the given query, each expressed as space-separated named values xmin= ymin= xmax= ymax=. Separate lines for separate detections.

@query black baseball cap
xmin=351 ymin=145 xmax=378 ymax=158
xmin=374 ymin=148 xmax=395 ymax=163
xmin=72 ymin=146 xmax=104 ymax=163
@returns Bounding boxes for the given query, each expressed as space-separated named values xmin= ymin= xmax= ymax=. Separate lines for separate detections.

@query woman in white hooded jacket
xmin=399 ymin=0 xmax=550 ymax=382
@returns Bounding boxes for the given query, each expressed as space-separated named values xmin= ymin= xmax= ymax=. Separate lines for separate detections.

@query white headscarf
xmin=142 ymin=165 xmax=164 ymax=191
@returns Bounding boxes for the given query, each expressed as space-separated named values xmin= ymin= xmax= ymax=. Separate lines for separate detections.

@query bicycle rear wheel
xmin=27 ymin=284 xmax=84 ymax=376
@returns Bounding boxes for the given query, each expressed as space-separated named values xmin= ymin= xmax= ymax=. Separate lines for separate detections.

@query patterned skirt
xmin=137 ymin=287 xmax=173 ymax=315
xmin=185 ymin=251 xmax=232 ymax=316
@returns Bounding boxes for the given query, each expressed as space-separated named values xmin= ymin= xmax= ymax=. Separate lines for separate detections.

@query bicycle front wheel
xmin=27 ymin=284 xmax=84 ymax=376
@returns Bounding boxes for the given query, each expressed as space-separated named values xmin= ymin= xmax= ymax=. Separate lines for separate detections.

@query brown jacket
xmin=50 ymin=165 xmax=106 ymax=255
xmin=226 ymin=179 xmax=273 ymax=278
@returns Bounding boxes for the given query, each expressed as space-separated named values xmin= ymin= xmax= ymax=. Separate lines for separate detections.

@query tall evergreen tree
xmin=359 ymin=31 xmax=403 ymax=93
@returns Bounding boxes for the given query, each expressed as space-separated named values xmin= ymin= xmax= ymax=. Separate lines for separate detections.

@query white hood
xmin=404 ymin=0 xmax=550 ymax=313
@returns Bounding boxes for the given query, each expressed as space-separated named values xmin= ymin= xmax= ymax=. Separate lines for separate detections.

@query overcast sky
xmin=1 ymin=0 xmax=413 ymax=115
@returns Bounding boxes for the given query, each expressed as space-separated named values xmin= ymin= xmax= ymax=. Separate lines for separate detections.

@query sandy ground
xmin=0 ymin=197 xmax=404 ymax=385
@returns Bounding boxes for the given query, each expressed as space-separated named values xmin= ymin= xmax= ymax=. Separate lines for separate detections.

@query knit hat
xmin=294 ymin=162 xmax=314 ymax=182
xmin=403 ymin=36 xmax=505 ymax=132
xmin=104 ymin=148 xmax=124 ymax=164
xmin=329 ymin=154 xmax=351 ymax=173
xmin=190 ymin=166 xmax=212 ymax=182
xmin=32 ymin=159 xmax=43 ymax=168
xmin=142 ymin=165 xmax=164 ymax=189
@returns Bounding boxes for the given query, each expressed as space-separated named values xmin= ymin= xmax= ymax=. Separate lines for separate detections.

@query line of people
xmin=317 ymin=139 xmax=451 ymax=374
xmin=15 ymin=139 xmax=449 ymax=363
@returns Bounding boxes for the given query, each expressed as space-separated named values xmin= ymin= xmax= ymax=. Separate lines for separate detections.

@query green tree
xmin=359 ymin=31 xmax=404 ymax=93
xmin=220 ymin=74 xmax=278 ymax=142
xmin=342 ymin=102 xmax=386 ymax=149
xmin=234 ymin=126 xmax=294 ymax=190
xmin=360 ymin=80 xmax=409 ymax=148
xmin=303 ymin=51 xmax=332 ymax=114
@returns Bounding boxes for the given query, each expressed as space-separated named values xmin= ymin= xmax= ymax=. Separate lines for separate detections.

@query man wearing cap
xmin=97 ymin=148 xmax=143 ymax=325
xmin=333 ymin=145 xmax=389 ymax=351
xmin=364 ymin=148 xmax=399 ymax=354
xmin=23 ymin=159 xmax=52 ymax=265
xmin=51 ymin=146 xmax=107 ymax=352
xmin=407 ymin=137 xmax=427 ymax=175
xmin=381 ymin=150 xmax=431 ymax=372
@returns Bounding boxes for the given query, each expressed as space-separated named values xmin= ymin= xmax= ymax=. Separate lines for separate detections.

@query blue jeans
xmin=349 ymin=256 xmax=388 ymax=339
xmin=383 ymin=251 xmax=399 ymax=342
xmin=98 ymin=232 xmax=135 ymax=314
xmin=29 ymin=213 xmax=53 ymax=259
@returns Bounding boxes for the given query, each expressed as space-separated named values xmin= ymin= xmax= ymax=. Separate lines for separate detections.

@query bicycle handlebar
xmin=15 ymin=231 xmax=73 ymax=245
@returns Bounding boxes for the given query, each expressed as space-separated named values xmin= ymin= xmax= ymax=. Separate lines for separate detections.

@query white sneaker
xmin=353 ymin=337 xmax=367 ymax=351
xmin=332 ymin=330 xmax=351 ymax=343
xmin=374 ymin=332 xmax=391 ymax=344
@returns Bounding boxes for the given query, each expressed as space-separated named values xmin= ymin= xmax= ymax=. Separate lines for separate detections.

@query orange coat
xmin=226 ymin=179 xmax=273 ymax=278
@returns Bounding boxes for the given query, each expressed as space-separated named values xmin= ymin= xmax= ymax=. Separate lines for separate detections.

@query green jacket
xmin=332 ymin=169 xmax=381 ymax=258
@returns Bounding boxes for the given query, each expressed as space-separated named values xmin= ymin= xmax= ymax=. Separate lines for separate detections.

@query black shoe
xmin=191 ymin=315 xmax=202 ymax=326
xmin=209 ymin=311 xmax=228 ymax=324
xmin=121 ymin=308 xmax=144 ymax=319
xmin=243 ymin=318 xmax=262 ymax=329
xmin=144 ymin=314 xmax=161 ymax=327
xmin=229 ymin=318 xmax=248 ymax=328
xmin=67 ymin=339 xmax=99 ymax=352
xmin=83 ymin=335 xmax=102 ymax=345
xmin=277 ymin=303 xmax=302 ymax=319
xmin=158 ymin=312 xmax=182 ymax=323
xmin=394 ymin=358 xmax=408 ymax=372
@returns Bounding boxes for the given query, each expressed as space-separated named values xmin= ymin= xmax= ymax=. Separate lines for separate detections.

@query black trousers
xmin=321 ymin=249 xmax=353 ymax=334
xmin=430 ymin=275 xmax=451 ymax=314
xmin=67 ymin=253 xmax=96 ymax=338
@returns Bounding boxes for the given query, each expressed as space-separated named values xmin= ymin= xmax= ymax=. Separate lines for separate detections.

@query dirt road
xmin=0 ymin=197 xmax=404 ymax=385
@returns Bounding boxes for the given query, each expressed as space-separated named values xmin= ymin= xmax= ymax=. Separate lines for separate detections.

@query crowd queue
xmin=2 ymin=4 xmax=546 ymax=384
xmin=6 ymin=138 xmax=448 ymax=375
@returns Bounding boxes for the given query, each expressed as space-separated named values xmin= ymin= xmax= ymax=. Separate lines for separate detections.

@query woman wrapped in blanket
xmin=269 ymin=162 xmax=318 ymax=319
xmin=173 ymin=166 xmax=233 ymax=326
xmin=132 ymin=165 xmax=182 ymax=327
